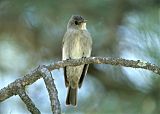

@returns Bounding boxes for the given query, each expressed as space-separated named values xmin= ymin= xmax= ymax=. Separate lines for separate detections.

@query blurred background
xmin=0 ymin=0 xmax=159 ymax=114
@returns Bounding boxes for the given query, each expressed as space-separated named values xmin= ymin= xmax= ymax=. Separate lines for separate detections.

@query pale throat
xmin=80 ymin=23 xmax=87 ymax=30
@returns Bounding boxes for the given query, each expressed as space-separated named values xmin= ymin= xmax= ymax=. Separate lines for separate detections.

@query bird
xmin=62 ymin=15 xmax=92 ymax=106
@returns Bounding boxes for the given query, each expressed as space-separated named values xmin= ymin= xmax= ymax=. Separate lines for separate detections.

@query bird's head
xmin=67 ymin=15 xmax=87 ymax=30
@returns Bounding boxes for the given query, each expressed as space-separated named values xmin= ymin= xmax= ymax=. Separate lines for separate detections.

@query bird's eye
xmin=75 ymin=21 xmax=78 ymax=25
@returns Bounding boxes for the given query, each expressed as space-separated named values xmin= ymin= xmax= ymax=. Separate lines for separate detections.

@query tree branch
xmin=0 ymin=66 xmax=42 ymax=102
xmin=0 ymin=57 xmax=160 ymax=113
xmin=41 ymin=67 xmax=61 ymax=114
xmin=47 ymin=57 xmax=160 ymax=75
xmin=18 ymin=88 xmax=41 ymax=114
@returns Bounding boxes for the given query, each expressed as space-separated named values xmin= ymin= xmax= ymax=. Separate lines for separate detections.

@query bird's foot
xmin=66 ymin=57 xmax=72 ymax=61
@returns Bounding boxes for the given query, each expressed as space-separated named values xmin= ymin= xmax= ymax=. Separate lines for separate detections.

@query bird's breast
xmin=63 ymin=29 xmax=91 ymax=60
xmin=70 ymin=35 xmax=83 ymax=59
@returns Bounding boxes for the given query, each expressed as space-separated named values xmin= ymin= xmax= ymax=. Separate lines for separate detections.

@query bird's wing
xmin=62 ymin=32 xmax=70 ymax=87
xmin=78 ymin=64 xmax=89 ymax=88
xmin=78 ymin=31 xmax=92 ymax=88
xmin=64 ymin=66 xmax=69 ymax=87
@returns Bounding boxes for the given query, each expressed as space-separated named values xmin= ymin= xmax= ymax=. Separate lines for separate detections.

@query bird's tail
xmin=66 ymin=86 xmax=77 ymax=106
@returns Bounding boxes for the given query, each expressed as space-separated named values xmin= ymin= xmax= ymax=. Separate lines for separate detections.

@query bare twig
xmin=0 ymin=66 xmax=42 ymax=102
xmin=18 ymin=88 xmax=41 ymax=114
xmin=41 ymin=67 xmax=61 ymax=114
xmin=0 ymin=65 xmax=61 ymax=114
xmin=0 ymin=57 xmax=160 ymax=113
xmin=47 ymin=57 xmax=160 ymax=75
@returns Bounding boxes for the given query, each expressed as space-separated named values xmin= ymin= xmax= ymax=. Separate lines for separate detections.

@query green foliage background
xmin=0 ymin=0 xmax=159 ymax=114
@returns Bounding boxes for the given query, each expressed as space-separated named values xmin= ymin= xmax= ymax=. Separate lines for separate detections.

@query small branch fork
xmin=0 ymin=57 xmax=160 ymax=114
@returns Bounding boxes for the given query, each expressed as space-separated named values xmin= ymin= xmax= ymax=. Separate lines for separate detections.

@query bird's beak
xmin=83 ymin=19 xmax=87 ymax=23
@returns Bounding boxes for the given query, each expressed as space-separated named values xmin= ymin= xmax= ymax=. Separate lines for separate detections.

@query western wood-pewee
xmin=62 ymin=15 xmax=92 ymax=106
